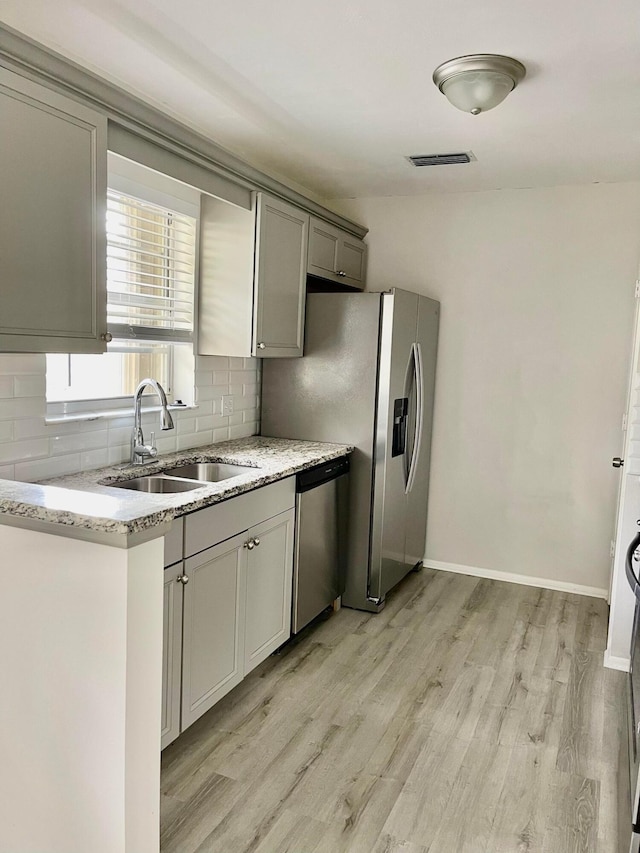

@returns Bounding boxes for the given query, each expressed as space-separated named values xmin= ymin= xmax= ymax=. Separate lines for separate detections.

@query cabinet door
xmin=161 ymin=565 xmax=183 ymax=750
xmin=307 ymin=218 xmax=341 ymax=280
xmin=245 ymin=508 xmax=295 ymax=674
xmin=0 ymin=68 xmax=107 ymax=353
xmin=307 ymin=217 xmax=367 ymax=290
xmin=253 ymin=194 xmax=308 ymax=358
xmin=337 ymin=234 xmax=367 ymax=290
xmin=181 ymin=533 xmax=247 ymax=730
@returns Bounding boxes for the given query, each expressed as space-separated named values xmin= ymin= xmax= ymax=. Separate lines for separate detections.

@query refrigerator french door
xmin=369 ymin=289 xmax=439 ymax=604
xmin=261 ymin=288 xmax=439 ymax=613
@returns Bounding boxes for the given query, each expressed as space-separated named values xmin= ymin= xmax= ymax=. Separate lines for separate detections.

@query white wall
xmin=332 ymin=182 xmax=640 ymax=593
xmin=0 ymin=528 xmax=163 ymax=853
xmin=0 ymin=355 xmax=260 ymax=481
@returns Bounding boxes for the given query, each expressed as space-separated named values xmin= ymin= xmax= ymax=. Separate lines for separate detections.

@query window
xmin=47 ymin=158 xmax=199 ymax=409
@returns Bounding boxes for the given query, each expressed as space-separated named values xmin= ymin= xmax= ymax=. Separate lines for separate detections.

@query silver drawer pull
xmin=254 ymin=537 xmax=260 ymax=547
xmin=177 ymin=574 xmax=189 ymax=585
xmin=244 ymin=539 xmax=255 ymax=550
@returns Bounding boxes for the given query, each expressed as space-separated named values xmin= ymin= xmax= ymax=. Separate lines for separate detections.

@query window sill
xmin=45 ymin=403 xmax=197 ymax=426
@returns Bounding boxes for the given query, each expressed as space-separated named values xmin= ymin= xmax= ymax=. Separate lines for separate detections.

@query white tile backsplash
xmin=0 ymin=355 xmax=261 ymax=481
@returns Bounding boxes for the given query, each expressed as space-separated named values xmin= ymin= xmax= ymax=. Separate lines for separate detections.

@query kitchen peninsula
xmin=0 ymin=437 xmax=352 ymax=853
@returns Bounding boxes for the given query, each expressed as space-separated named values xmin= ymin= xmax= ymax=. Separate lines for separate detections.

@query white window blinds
xmin=106 ymin=189 xmax=196 ymax=342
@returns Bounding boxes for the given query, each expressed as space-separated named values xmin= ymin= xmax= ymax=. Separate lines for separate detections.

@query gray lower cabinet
xmin=307 ymin=216 xmax=367 ymax=290
xmin=244 ymin=509 xmax=294 ymax=674
xmin=161 ymin=479 xmax=296 ymax=746
xmin=0 ymin=66 xmax=108 ymax=353
xmin=181 ymin=531 xmax=247 ymax=731
xmin=198 ymin=192 xmax=308 ymax=358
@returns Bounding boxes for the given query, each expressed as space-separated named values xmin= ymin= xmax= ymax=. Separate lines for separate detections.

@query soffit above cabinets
xmin=1 ymin=0 xmax=639 ymax=199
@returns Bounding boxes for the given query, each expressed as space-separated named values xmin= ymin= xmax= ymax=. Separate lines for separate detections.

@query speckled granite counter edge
xmin=0 ymin=437 xmax=353 ymax=545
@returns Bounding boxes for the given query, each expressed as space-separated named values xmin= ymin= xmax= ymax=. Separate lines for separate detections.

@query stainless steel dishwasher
xmin=293 ymin=456 xmax=350 ymax=633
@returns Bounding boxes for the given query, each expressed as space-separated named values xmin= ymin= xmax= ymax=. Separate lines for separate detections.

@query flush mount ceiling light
xmin=432 ymin=54 xmax=526 ymax=115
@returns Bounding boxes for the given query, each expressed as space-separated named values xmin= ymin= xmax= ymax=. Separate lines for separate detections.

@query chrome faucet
xmin=130 ymin=378 xmax=175 ymax=465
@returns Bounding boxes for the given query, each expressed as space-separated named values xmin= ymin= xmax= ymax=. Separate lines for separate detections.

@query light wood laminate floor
xmin=161 ymin=568 xmax=625 ymax=853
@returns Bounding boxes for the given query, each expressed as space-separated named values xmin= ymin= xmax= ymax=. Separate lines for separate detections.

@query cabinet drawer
xmin=184 ymin=477 xmax=295 ymax=558
xmin=164 ymin=518 xmax=184 ymax=567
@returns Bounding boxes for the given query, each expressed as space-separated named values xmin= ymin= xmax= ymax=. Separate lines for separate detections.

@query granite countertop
xmin=0 ymin=436 xmax=353 ymax=541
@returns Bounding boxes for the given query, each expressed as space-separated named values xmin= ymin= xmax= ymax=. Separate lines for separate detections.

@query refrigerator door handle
xmin=402 ymin=342 xmax=417 ymax=484
xmin=406 ymin=342 xmax=424 ymax=494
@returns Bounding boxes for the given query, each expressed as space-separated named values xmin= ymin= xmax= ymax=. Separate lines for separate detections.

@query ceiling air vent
xmin=407 ymin=152 xmax=476 ymax=167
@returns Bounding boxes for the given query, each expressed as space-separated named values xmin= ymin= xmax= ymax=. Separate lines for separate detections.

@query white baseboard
xmin=603 ymin=649 xmax=630 ymax=672
xmin=423 ymin=558 xmax=609 ymax=600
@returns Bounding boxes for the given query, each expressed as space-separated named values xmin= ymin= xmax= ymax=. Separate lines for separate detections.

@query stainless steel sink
xmin=112 ymin=476 xmax=204 ymax=494
xmin=162 ymin=462 xmax=258 ymax=482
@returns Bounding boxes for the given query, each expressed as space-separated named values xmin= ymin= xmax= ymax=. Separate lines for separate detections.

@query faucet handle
xmin=150 ymin=431 xmax=156 ymax=449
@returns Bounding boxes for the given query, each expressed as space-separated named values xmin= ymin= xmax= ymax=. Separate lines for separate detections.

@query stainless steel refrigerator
xmin=261 ymin=288 xmax=439 ymax=612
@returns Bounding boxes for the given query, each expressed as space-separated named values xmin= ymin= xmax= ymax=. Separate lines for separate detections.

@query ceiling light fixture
xmin=432 ymin=54 xmax=526 ymax=115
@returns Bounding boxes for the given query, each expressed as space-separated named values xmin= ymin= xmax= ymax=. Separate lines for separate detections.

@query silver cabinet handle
xmin=257 ymin=342 xmax=266 ymax=350
xmin=244 ymin=539 xmax=255 ymax=550
xmin=336 ymin=270 xmax=346 ymax=277
xmin=177 ymin=574 xmax=189 ymax=585
xmin=612 ymin=457 xmax=624 ymax=468
xmin=253 ymin=537 xmax=260 ymax=547
xmin=101 ymin=332 xmax=113 ymax=342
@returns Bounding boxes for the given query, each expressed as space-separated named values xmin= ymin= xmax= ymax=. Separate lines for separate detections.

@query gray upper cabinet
xmin=198 ymin=192 xmax=308 ymax=358
xmin=253 ymin=194 xmax=308 ymax=357
xmin=0 ymin=67 xmax=107 ymax=353
xmin=307 ymin=217 xmax=367 ymax=290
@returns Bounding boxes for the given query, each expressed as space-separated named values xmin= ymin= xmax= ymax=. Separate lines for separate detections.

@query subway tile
xmin=0 ymin=422 xmax=13 ymax=442
xmin=177 ymin=431 xmax=213 ymax=451
xmin=13 ymin=374 xmax=46 ymax=398
xmin=242 ymin=408 xmax=258 ymax=424
xmin=243 ymin=383 xmax=259 ymax=397
xmin=106 ymin=416 xmax=136 ymax=430
xmin=228 ymin=412 xmax=243 ymax=426
xmin=0 ymin=437 xmax=49 ymax=464
xmin=108 ymin=445 xmax=129 ymax=466
xmin=80 ymin=448 xmax=110 ymax=472
xmin=0 ymin=354 xmax=46 ymax=375
xmin=229 ymin=370 xmax=257 ymax=384
xmin=14 ymin=418 xmax=49 ymax=439
xmin=196 ymin=414 xmax=228 ymax=432
xmin=154 ymin=435 xmax=178 ymax=455
xmin=50 ymin=429 xmax=109 ymax=456
xmin=195 ymin=384 xmax=227 ymax=403
xmin=232 ymin=395 xmax=258 ymax=412
xmin=196 ymin=355 xmax=229 ymax=371
xmin=212 ymin=371 xmax=230 ymax=386
xmin=108 ymin=426 xmax=133 ymax=446
xmin=194 ymin=400 xmax=213 ymax=416
xmin=213 ymin=426 xmax=229 ymax=442
xmin=0 ymin=464 xmax=15 ymax=480
xmin=229 ymin=422 xmax=256 ymax=440
xmin=242 ymin=357 xmax=258 ymax=370
xmin=176 ymin=417 xmax=197 ymax=435
xmin=14 ymin=453 xmax=82 ymax=483
xmin=195 ymin=370 xmax=213 ymax=386
xmin=0 ymin=377 xmax=14 ymax=398
xmin=0 ymin=397 xmax=45 ymax=421
xmin=228 ymin=384 xmax=243 ymax=397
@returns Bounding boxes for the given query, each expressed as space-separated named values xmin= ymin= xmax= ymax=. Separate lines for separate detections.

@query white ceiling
xmin=1 ymin=0 xmax=640 ymax=200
